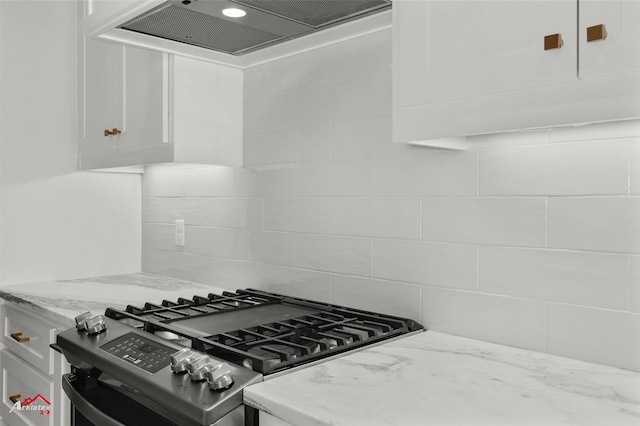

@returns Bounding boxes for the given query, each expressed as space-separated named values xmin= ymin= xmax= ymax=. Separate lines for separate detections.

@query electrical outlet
xmin=175 ymin=219 xmax=185 ymax=247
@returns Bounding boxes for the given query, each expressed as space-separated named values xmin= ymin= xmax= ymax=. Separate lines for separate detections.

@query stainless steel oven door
xmin=62 ymin=373 xmax=178 ymax=426
xmin=62 ymin=373 xmax=247 ymax=426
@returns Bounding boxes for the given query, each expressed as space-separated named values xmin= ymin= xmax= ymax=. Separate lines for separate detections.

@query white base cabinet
xmin=393 ymin=0 xmax=640 ymax=147
xmin=78 ymin=35 xmax=243 ymax=170
xmin=0 ymin=303 xmax=69 ymax=426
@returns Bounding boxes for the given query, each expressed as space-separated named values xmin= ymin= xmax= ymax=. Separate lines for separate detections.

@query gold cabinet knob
xmin=9 ymin=394 xmax=21 ymax=404
xmin=10 ymin=332 xmax=30 ymax=343
xmin=104 ymin=128 xmax=122 ymax=136
xmin=544 ymin=33 xmax=563 ymax=50
xmin=587 ymin=24 xmax=607 ymax=42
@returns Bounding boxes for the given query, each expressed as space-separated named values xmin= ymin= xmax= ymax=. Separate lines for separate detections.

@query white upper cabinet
xmin=393 ymin=0 xmax=640 ymax=146
xmin=579 ymin=0 xmax=640 ymax=79
xmin=78 ymin=36 xmax=243 ymax=170
xmin=397 ymin=1 xmax=576 ymax=105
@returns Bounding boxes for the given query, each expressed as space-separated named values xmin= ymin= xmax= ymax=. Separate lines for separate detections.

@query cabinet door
xmin=579 ymin=0 xmax=640 ymax=78
xmin=117 ymin=44 xmax=169 ymax=150
xmin=1 ymin=306 xmax=56 ymax=376
xmin=0 ymin=350 xmax=56 ymax=426
xmin=395 ymin=0 xmax=577 ymax=107
xmin=172 ymin=55 xmax=243 ymax=165
xmin=79 ymin=36 xmax=120 ymax=154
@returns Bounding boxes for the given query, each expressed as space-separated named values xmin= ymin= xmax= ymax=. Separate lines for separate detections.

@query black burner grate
xmin=104 ymin=289 xmax=422 ymax=375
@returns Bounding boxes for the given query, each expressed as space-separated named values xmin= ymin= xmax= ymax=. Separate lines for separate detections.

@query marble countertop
xmin=2 ymin=274 xmax=639 ymax=425
xmin=244 ymin=331 xmax=640 ymax=426
xmin=0 ymin=273 xmax=233 ymax=327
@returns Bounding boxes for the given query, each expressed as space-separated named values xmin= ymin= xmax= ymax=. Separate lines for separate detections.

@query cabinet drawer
xmin=1 ymin=306 xmax=55 ymax=375
xmin=0 ymin=350 xmax=56 ymax=426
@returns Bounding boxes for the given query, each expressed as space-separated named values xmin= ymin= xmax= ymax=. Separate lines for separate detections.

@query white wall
xmin=0 ymin=1 xmax=141 ymax=286
xmin=141 ymin=29 xmax=640 ymax=372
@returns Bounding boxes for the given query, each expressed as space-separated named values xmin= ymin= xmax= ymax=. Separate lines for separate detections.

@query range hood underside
xmin=119 ymin=0 xmax=391 ymax=55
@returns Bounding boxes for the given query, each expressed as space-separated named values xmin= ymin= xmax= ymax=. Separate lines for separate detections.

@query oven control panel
xmin=100 ymin=333 xmax=173 ymax=374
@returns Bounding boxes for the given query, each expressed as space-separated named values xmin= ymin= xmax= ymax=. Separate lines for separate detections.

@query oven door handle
xmin=62 ymin=374 xmax=126 ymax=426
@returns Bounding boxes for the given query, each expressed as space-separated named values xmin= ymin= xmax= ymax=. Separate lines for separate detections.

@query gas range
xmin=56 ymin=288 xmax=423 ymax=425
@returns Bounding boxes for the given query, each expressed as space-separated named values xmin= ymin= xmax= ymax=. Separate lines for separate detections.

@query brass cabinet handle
xmin=9 ymin=394 xmax=21 ymax=404
xmin=544 ymin=33 xmax=563 ymax=50
xmin=10 ymin=332 xmax=30 ymax=343
xmin=587 ymin=24 xmax=607 ymax=42
xmin=104 ymin=128 xmax=122 ymax=136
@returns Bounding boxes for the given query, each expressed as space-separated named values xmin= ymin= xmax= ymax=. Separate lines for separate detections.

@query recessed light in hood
xmin=118 ymin=0 xmax=391 ymax=55
xmin=222 ymin=7 xmax=247 ymax=17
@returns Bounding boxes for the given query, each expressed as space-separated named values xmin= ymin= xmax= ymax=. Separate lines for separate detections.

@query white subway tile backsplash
xmin=331 ymin=275 xmax=421 ymax=321
xmin=236 ymin=230 xmax=295 ymax=267
xmin=185 ymin=166 xmax=236 ymax=197
xmin=253 ymin=123 xmax=332 ymax=165
xmin=208 ymin=257 xmax=265 ymax=288
xmin=142 ymin=197 xmax=211 ymax=225
xmin=243 ymin=66 xmax=263 ymax=101
xmin=480 ymin=140 xmax=629 ymax=196
xmin=373 ymin=240 xmax=477 ymax=290
xmin=298 ymin=77 xmax=372 ymax=125
xmin=242 ymin=67 xmax=264 ymax=102
xmin=259 ymin=123 xmax=332 ymax=164
xmin=243 ymin=131 xmax=263 ymax=166
xmin=332 ymin=197 xmax=421 ymax=239
xmin=421 ymin=287 xmax=547 ymax=352
xmin=209 ymin=198 xmax=263 ymax=229
xmin=295 ymin=234 xmax=372 ymax=276
xmin=260 ymin=265 xmax=331 ymax=302
xmin=142 ymin=248 xmax=217 ymax=286
xmin=142 ymin=197 xmax=167 ymax=223
xmin=330 ymin=114 xmax=407 ymax=159
xmin=260 ymin=46 xmax=332 ymax=97
xmin=297 ymin=122 xmax=332 ymax=162
xmin=630 ymin=139 xmax=640 ymax=195
xmin=630 ymin=256 xmax=640 ymax=313
xmin=142 ymin=223 xmax=241 ymax=261
xmin=548 ymin=197 xmax=640 ymax=254
xmin=263 ymin=198 xmax=331 ymax=234
xmin=547 ymin=303 xmax=640 ymax=371
xmin=422 ymin=197 xmax=546 ymax=247
xmin=235 ymin=166 xmax=295 ymax=197
xmin=372 ymin=72 xmax=392 ymax=116
xmin=257 ymin=127 xmax=300 ymax=164
xmin=374 ymin=151 xmax=477 ymax=197
xmin=330 ymin=29 xmax=392 ymax=83
xmin=143 ymin=168 xmax=188 ymax=197
xmin=295 ymin=158 xmax=371 ymax=197
xmin=244 ymin=92 xmax=297 ymax=132
xmin=142 ymin=223 xmax=175 ymax=251
xmin=547 ymin=119 xmax=640 ymax=144
xmin=185 ymin=226 xmax=238 ymax=259
xmin=480 ymin=247 xmax=630 ymax=310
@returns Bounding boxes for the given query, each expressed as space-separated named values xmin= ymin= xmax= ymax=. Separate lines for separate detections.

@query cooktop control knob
xmin=187 ymin=355 xmax=214 ymax=382
xmin=74 ymin=312 xmax=93 ymax=330
xmin=206 ymin=362 xmax=234 ymax=391
xmin=170 ymin=348 xmax=196 ymax=374
xmin=84 ymin=315 xmax=107 ymax=335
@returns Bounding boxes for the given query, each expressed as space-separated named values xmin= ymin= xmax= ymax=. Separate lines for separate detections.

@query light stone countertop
xmin=0 ymin=272 xmax=233 ymax=327
xmin=244 ymin=330 xmax=640 ymax=426
xmin=2 ymin=274 xmax=638 ymax=426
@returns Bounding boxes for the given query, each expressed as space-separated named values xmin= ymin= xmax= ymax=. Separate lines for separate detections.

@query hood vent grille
xmin=233 ymin=0 xmax=388 ymax=27
xmin=119 ymin=0 xmax=391 ymax=55
xmin=122 ymin=5 xmax=284 ymax=54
